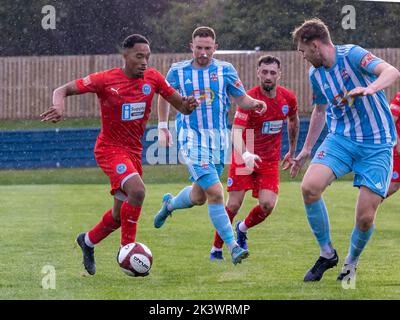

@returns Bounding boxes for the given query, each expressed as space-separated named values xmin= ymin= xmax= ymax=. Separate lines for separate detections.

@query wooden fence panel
xmin=0 ymin=49 xmax=399 ymax=120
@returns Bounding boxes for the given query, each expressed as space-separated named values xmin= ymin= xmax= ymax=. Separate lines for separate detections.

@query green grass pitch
xmin=0 ymin=167 xmax=399 ymax=299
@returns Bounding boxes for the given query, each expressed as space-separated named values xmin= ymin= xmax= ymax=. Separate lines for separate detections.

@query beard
xmin=196 ymin=55 xmax=210 ymax=66
xmin=262 ymin=83 xmax=275 ymax=92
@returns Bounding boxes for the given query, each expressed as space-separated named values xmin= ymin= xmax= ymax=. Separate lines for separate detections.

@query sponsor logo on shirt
xmin=190 ymin=89 xmax=215 ymax=105
xmin=142 ymin=84 xmax=152 ymax=95
xmin=121 ymin=102 xmax=146 ymax=121
xmin=116 ymin=163 xmax=127 ymax=174
xmin=262 ymin=120 xmax=283 ymax=134
xmin=282 ymin=105 xmax=289 ymax=116
xmin=360 ymin=53 xmax=377 ymax=68
xmin=83 ymin=75 xmax=92 ymax=86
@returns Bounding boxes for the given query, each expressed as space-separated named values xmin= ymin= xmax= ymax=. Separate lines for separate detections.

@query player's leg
xmin=210 ymin=190 xmax=245 ymax=260
xmin=154 ymin=182 xmax=207 ymax=228
xmin=200 ymin=175 xmax=248 ymax=265
xmin=119 ymin=173 xmax=146 ymax=246
xmin=386 ymin=182 xmax=400 ymax=198
xmin=338 ymin=144 xmax=393 ymax=281
xmin=337 ymin=186 xmax=380 ymax=281
xmin=302 ymin=134 xmax=353 ymax=282
xmin=236 ymin=189 xmax=278 ymax=249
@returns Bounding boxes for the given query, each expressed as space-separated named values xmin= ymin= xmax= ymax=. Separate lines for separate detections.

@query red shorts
xmin=95 ymin=146 xmax=142 ymax=198
xmin=392 ymin=149 xmax=400 ymax=182
xmin=227 ymin=162 xmax=279 ymax=198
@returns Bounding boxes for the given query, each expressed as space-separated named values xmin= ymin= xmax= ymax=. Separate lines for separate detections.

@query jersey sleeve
xmin=225 ymin=64 xmax=246 ymax=97
xmin=75 ymin=71 xmax=105 ymax=94
xmin=390 ymin=92 xmax=400 ymax=117
xmin=154 ymin=70 xmax=175 ymax=98
xmin=165 ymin=68 xmax=180 ymax=90
xmin=286 ymin=91 xmax=298 ymax=117
xmin=309 ymin=69 xmax=328 ymax=105
xmin=233 ymin=107 xmax=251 ymax=127
xmin=347 ymin=45 xmax=383 ymax=75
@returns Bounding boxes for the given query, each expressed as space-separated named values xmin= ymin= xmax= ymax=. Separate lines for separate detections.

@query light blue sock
xmin=345 ymin=225 xmax=374 ymax=266
xmin=208 ymin=204 xmax=235 ymax=248
xmin=167 ymin=186 xmax=193 ymax=212
xmin=305 ymin=198 xmax=334 ymax=257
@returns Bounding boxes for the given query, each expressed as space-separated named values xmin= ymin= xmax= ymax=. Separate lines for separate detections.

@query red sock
xmin=213 ymin=206 xmax=236 ymax=249
xmin=87 ymin=209 xmax=120 ymax=245
xmin=244 ymin=204 xmax=271 ymax=229
xmin=120 ymin=202 xmax=142 ymax=246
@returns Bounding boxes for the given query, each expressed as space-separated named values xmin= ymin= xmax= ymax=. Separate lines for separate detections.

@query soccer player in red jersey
xmin=210 ymin=55 xmax=300 ymax=259
xmin=40 ymin=34 xmax=197 ymax=275
xmin=387 ymin=92 xmax=400 ymax=197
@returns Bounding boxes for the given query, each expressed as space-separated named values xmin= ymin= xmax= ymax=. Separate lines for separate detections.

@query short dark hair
xmin=122 ymin=34 xmax=150 ymax=49
xmin=257 ymin=55 xmax=281 ymax=68
xmin=292 ymin=18 xmax=331 ymax=45
xmin=192 ymin=26 xmax=216 ymax=41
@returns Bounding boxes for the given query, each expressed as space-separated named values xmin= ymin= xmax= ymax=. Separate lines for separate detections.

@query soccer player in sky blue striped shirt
xmin=154 ymin=26 xmax=267 ymax=265
xmin=290 ymin=18 xmax=400 ymax=282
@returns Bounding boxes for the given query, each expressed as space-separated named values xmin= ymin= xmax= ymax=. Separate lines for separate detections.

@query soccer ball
xmin=117 ymin=242 xmax=153 ymax=277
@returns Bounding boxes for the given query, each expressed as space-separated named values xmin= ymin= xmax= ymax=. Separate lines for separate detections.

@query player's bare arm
xmin=231 ymin=123 xmax=261 ymax=169
xmin=157 ymin=95 xmax=173 ymax=147
xmin=40 ymin=80 xmax=81 ymax=123
xmin=282 ymin=112 xmax=300 ymax=170
xmin=234 ymin=94 xmax=267 ymax=114
xmin=290 ymin=104 xmax=327 ymax=178
xmin=348 ymin=61 xmax=400 ymax=97
xmin=394 ymin=114 xmax=400 ymax=155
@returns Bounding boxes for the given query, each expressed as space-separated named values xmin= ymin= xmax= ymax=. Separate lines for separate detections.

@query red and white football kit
xmin=76 ymin=68 xmax=174 ymax=197
xmin=390 ymin=92 xmax=400 ymax=183
xmin=227 ymin=85 xmax=298 ymax=197
xmin=76 ymin=67 xmax=174 ymax=246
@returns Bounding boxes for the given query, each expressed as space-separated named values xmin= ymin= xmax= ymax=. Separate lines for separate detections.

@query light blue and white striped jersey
xmin=166 ymin=58 xmax=246 ymax=164
xmin=310 ymin=44 xmax=396 ymax=145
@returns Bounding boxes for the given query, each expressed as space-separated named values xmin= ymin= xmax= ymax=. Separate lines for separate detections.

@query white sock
xmin=239 ymin=221 xmax=248 ymax=233
xmin=344 ymin=255 xmax=359 ymax=266
xmin=211 ymin=246 xmax=222 ymax=253
xmin=320 ymin=243 xmax=334 ymax=259
xmin=227 ymin=241 xmax=237 ymax=252
xmin=84 ymin=233 xmax=95 ymax=248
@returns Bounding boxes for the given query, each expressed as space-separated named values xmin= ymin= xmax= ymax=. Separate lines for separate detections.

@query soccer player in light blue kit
xmin=290 ymin=19 xmax=400 ymax=282
xmin=154 ymin=26 xmax=267 ymax=265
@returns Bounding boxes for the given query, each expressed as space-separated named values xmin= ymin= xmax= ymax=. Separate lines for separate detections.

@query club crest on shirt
xmin=393 ymin=171 xmax=399 ymax=180
xmin=341 ymin=69 xmax=349 ymax=80
xmin=142 ymin=84 xmax=152 ymax=95
xmin=282 ymin=104 xmax=289 ymax=116
xmin=317 ymin=150 xmax=326 ymax=159
xmin=116 ymin=163 xmax=127 ymax=174
xmin=210 ymin=72 xmax=218 ymax=81
xmin=227 ymin=177 xmax=233 ymax=187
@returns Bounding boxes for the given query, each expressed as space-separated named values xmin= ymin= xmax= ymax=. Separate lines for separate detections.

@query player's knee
xmin=191 ymin=194 xmax=207 ymax=206
xmin=259 ymin=200 xmax=275 ymax=215
xmin=126 ymin=188 xmax=146 ymax=205
xmin=226 ymin=202 xmax=241 ymax=215
xmin=356 ymin=215 xmax=374 ymax=231
xmin=301 ymin=181 xmax=322 ymax=201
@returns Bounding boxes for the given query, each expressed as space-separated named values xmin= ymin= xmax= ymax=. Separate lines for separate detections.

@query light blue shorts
xmin=186 ymin=161 xmax=224 ymax=190
xmin=311 ymin=133 xmax=393 ymax=197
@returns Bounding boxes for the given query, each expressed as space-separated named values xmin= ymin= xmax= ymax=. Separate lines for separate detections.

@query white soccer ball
xmin=117 ymin=242 xmax=153 ymax=277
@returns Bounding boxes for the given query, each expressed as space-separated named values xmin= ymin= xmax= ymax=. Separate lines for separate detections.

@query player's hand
xmin=158 ymin=128 xmax=173 ymax=147
xmin=181 ymin=96 xmax=198 ymax=115
xmin=289 ymin=149 xmax=311 ymax=178
xmin=242 ymin=151 xmax=262 ymax=170
xmin=348 ymin=86 xmax=375 ymax=97
xmin=40 ymin=104 xmax=64 ymax=123
xmin=281 ymin=152 xmax=295 ymax=171
xmin=253 ymin=99 xmax=267 ymax=115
